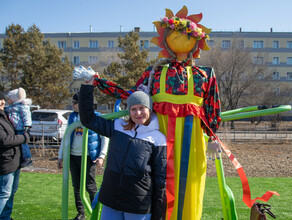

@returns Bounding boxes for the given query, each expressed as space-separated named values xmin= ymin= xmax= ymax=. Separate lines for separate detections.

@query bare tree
xmin=241 ymin=64 xmax=291 ymax=108
xmin=198 ymin=39 xmax=267 ymax=111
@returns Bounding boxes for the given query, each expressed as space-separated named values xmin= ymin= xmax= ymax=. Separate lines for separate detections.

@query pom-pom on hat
xmin=126 ymin=91 xmax=153 ymax=112
xmin=7 ymin=88 xmax=26 ymax=103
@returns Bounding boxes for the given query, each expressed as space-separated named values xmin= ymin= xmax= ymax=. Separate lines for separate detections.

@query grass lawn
xmin=12 ymin=173 xmax=292 ymax=219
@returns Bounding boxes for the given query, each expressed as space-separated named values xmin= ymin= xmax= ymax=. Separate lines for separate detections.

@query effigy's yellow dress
xmin=134 ymin=62 xmax=221 ymax=219
xmin=152 ymin=66 xmax=207 ymax=219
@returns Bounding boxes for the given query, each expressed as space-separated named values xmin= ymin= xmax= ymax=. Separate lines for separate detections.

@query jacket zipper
xmin=117 ymin=125 xmax=139 ymax=207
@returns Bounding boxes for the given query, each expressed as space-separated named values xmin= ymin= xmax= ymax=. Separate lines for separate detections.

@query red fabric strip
xmin=166 ymin=116 xmax=176 ymax=220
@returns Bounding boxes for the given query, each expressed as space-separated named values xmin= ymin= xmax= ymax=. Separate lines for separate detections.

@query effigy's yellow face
xmin=166 ymin=30 xmax=197 ymax=57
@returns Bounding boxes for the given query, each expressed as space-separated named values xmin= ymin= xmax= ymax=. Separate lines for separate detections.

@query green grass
xmin=12 ymin=173 xmax=292 ymax=219
xmin=202 ymin=177 xmax=292 ymax=220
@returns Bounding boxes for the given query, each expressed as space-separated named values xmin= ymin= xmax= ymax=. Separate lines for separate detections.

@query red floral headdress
xmin=151 ymin=5 xmax=211 ymax=59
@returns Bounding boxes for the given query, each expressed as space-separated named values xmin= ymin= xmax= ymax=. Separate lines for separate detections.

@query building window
xmin=273 ymin=41 xmax=279 ymax=48
xmin=287 ymin=57 xmax=292 ymax=65
xmin=272 ymin=57 xmax=279 ymax=65
xmin=287 ymin=41 xmax=292 ymax=48
xmin=272 ymin=72 xmax=280 ymax=80
xmin=257 ymin=74 xmax=264 ymax=80
xmin=140 ymin=40 xmax=149 ymax=48
xmin=107 ymin=56 xmax=115 ymax=64
xmin=222 ymin=40 xmax=230 ymax=48
xmin=89 ymin=56 xmax=98 ymax=64
xmin=237 ymin=40 xmax=244 ymax=48
xmin=89 ymin=40 xmax=98 ymax=48
xmin=108 ymin=40 xmax=115 ymax=48
xmin=253 ymin=41 xmax=264 ymax=48
xmin=287 ymin=72 xmax=292 ymax=80
xmin=273 ymin=88 xmax=280 ymax=95
xmin=207 ymin=40 xmax=214 ymax=47
xmin=58 ymin=41 xmax=67 ymax=49
xmin=73 ymin=40 xmax=80 ymax=49
xmin=253 ymin=56 xmax=264 ymax=64
xmin=73 ymin=56 xmax=80 ymax=65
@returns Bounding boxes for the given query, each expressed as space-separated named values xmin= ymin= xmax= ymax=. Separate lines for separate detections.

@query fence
xmin=28 ymin=120 xmax=292 ymax=151
xmin=217 ymin=120 xmax=292 ymax=141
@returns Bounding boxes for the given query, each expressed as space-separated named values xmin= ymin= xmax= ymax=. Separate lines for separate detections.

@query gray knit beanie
xmin=126 ymin=91 xmax=153 ymax=112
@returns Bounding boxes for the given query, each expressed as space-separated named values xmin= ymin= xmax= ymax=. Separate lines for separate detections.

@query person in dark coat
xmin=0 ymin=91 xmax=29 ymax=220
xmin=79 ymin=81 xmax=167 ymax=220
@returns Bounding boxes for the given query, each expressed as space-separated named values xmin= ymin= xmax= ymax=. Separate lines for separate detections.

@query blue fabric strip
xmin=177 ymin=115 xmax=193 ymax=220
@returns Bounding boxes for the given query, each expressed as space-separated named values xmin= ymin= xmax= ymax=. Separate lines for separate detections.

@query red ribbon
xmin=166 ymin=116 xmax=176 ymax=220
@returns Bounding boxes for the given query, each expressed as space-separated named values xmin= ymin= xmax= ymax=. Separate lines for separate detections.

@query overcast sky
xmin=1 ymin=0 xmax=292 ymax=34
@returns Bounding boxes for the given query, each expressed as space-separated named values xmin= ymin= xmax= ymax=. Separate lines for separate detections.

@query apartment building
xmin=1 ymin=28 xmax=292 ymax=116
xmin=1 ymin=28 xmax=291 ymax=80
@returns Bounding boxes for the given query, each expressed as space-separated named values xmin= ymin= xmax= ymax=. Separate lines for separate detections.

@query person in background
xmin=57 ymin=92 xmax=108 ymax=220
xmin=5 ymin=87 xmax=33 ymax=168
xmin=0 ymin=91 xmax=30 ymax=220
xmin=79 ymin=81 xmax=167 ymax=220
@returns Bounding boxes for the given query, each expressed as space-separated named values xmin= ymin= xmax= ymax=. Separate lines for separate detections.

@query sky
xmin=1 ymin=0 xmax=292 ymax=34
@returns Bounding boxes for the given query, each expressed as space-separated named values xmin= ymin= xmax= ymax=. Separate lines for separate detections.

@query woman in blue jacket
xmin=79 ymin=83 xmax=167 ymax=220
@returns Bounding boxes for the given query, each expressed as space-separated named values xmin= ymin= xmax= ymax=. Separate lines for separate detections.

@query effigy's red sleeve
xmin=130 ymin=67 xmax=152 ymax=92
xmin=202 ymin=67 xmax=222 ymax=135
xmin=93 ymin=76 xmax=131 ymax=99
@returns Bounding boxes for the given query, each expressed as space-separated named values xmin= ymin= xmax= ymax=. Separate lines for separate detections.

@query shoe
xmin=73 ymin=213 xmax=86 ymax=220
xmin=21 ymin=158 xmax=33 ymax=168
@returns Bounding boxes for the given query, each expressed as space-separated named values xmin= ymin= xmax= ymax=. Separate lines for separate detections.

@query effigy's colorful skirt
xmin=156 ymin=113 xmax=207 ymax=220
xmin=152 ymin=66 xmax=208 ymax=220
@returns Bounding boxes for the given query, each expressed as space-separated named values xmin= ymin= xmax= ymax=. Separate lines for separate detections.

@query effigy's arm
xmin=202 ymin=67 xmax=222 ymax=136
xmin=73 ymin=65 xmax=131 ymax=99
xmin=93 ymin=77 xmax=131 ymax=99
xmin=73 ymin=65 xmax=155 ymax=100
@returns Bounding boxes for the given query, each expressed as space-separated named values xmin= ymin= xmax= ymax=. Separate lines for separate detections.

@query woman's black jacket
xmin=79 ymin=85 xmax=167 ymax=220
xmin=0 ymin=110 xmax=25 ymax=175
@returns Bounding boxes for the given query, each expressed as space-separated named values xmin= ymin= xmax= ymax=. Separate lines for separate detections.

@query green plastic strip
xmin=215 ymin=154 xmax=238 ymax=220
xmin=221 ymin=106 xmax=258 ymax=117
xmin=61 ymin=121 xmax=83 ymax=220
xmin=80 ymin=128 xmax=93 ymax=214
xmin=221 ymin=105 xmax=291 ymax=121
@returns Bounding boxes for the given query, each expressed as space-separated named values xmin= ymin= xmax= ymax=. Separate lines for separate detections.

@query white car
xmin=30 ymin=109 xmax=72 ymax=143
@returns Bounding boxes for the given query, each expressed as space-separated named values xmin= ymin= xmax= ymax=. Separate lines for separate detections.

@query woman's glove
xmin=73 ymin=66 xmax=99 ymax=81
xmin=206 ymin=140 xmax=222 ymax=161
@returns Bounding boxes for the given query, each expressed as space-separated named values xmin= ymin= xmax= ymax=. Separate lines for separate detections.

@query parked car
xmin=30 ymin=109 xmax=72 ymax=143
xmin=29 ymin=104 xmax=41 ymax=112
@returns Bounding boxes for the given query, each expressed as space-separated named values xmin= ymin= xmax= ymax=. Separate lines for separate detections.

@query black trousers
xmin=70 ymin=155 xmax=97 ymax=215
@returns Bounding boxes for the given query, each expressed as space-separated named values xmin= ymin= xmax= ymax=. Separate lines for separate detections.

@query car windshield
xmin=32 ymin=112 xmax=58 ymax=121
